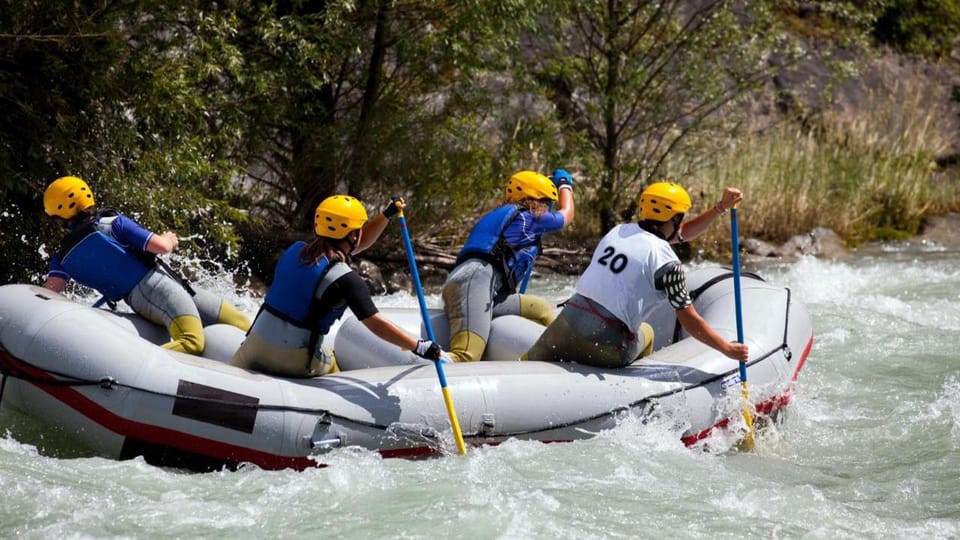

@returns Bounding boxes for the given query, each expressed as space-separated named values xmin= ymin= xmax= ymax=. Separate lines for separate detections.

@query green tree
xmin=0 ymin=0 xmax=558 ymax=283
xmin=0 ymin=2 xmax=251 ymax=284
xmin=873 ymin=0 xmax=960 ymax=59
xmin=519 ymin=0 xmax=801 ymax=232
xmin=213 ymin=1 xmax=550 ymax=234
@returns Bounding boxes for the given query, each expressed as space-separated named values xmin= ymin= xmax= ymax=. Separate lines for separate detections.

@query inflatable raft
xmin=0 ymin=267 xmax=812 ymax=471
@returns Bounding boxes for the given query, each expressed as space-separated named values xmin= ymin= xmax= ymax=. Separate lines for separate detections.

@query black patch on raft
xmin=119 ymin=438 xmax=238 ymax=472
xmin=172 ymin=380 xmax=259 ymax=433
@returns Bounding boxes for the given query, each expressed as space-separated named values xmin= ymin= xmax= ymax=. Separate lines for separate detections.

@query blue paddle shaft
xmin=731 ymin=207 xmax=747 ymax=382
xmin=397 ymin=213 xmax=450 ymax=387
xmin=398 ymin=216 xmax=435 ymax=341
xmin=397 ymin=209 xmax=468 ymax=454
xmin=519 ymin=265 xmax=533 ymax=294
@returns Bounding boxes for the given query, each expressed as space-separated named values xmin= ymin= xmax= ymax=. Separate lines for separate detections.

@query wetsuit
xmin=48 ymin=211 xmax=250 ymax=354
xmin=231 ymin=242 xmax=377 ymax=377
xmin=526 ymin=223 xmax=692 ymax=367
xmin=442 ymin=205 xmax=566 ymax=362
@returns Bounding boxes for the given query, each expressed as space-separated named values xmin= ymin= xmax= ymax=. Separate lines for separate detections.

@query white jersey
xmin=575 ymin=223 xmax=680 ymax=332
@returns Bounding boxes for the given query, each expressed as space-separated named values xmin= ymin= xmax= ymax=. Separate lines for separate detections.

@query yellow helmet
xmin=44 ymin=176 xmax=96 ymax=219
xmin=314 ymin=195 xmax=368 ymax=239
xmin=505 ymin=170 xmax=558 ymax=203
xmin=638 ymin=182 xmax=692 ymax=222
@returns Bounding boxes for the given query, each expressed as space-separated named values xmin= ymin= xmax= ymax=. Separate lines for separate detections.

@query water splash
xmin=4 ymin=249 xmax=960 ymax=538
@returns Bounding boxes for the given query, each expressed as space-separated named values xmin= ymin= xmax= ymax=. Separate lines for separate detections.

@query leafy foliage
xmin=873 ymin=0 xmax=960 ymax=59
xmin=219 ymin=1 xmax=551 ymax=230
xmin=0 ymin=0 xmax=956 ymax=286
xmin=515 ymin=0 xmax=805 ymax=232
xmin=0 ymin=2 xmax=251 ymax=284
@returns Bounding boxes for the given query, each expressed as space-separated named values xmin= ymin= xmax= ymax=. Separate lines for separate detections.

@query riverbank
xmin=351 ymin=212 xmax=960 ymax=295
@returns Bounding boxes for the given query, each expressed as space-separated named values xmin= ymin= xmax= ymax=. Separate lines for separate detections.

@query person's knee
xmin=163 ymin=315 xmax=205 ymax=355
xmin=519 ymin=295 xmax=556 ymax=326
xmin=308 ymin=346 xmax=338 ymax=376
xmin=525 ymin=316 xmax=568 ymax=363
xmin=639 ymin=322 xmax=655 ymax=358
xmin=217 ymin=301 xmax=251 ymax=332
xmin=448 ymin=330 xmax=486 ymax=362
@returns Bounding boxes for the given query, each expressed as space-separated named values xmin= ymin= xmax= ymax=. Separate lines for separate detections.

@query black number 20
xmin=597 ymin=246 xmax=628 ymax=273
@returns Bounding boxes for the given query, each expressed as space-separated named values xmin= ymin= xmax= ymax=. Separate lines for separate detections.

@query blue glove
xmin=414 ymin=339 xmax=442 ymax=361
xmin=552 ymin=169 xmax=574 ymax=191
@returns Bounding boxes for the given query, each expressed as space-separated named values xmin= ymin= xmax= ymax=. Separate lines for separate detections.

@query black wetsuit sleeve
xmin=314 ymin=270 xmax=379 ymax=320
xmin=653 ymin=261 xmax=693 ymax=310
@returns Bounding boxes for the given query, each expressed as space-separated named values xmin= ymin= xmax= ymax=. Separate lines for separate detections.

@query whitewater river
xmin=2 ymin=243 xmax=959 ymax=539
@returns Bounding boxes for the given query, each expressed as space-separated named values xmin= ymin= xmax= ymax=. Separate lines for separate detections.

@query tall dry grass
xmin=691 ymin=73 xmax=960 ymax=255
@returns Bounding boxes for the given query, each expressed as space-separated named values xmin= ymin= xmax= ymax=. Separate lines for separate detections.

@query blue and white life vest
xmin=456 ymin=204 xmax=540 ymax=293
xmin=263 ymin=242 xmax=346 ymax=335
xmin=56 ymin=212 xmax=153 ymax=301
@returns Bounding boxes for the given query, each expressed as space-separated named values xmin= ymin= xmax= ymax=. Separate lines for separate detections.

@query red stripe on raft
xmin=3 ymin=333 xmax=816 ymax=465
xmin=791 ymin=335 xmax=814 ymax=381
xmin=680 ymin=335 xmax=815 ymax=447
xmin=0 ymin=351 xmax=319 ymax=470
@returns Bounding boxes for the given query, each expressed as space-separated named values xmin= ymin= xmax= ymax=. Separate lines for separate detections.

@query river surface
xmin=2 ymin=243 xmax=959 ymax=539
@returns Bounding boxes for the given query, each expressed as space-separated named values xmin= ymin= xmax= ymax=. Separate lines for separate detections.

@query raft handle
xmin=310 ymin=436 xmax=345 ymax=450
xmin=480 ymin=413 xmax=496 ymax=436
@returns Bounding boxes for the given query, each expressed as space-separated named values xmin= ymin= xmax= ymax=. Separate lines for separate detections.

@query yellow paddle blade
xmin=442 ymin=387 xmax=467 ymax=455
xmin=737 ymin=381 xmax=756 ymax=452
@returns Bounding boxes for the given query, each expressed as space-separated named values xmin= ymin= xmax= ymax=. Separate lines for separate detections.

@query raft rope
xmin=0 ymin=350 xmax=382 ymax=430
xmin=0 ymin=276 xmax=795 ymax=439
xmin=673 ymin=270 xmax=759 ymax=343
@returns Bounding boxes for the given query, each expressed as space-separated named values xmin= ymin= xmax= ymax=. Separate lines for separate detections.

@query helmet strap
xmin=57 ymin=211 xmax=93 ymax=231
xmin=664 ymin=214 xmax=684 ymax=242
xmin=638 ymin=219 xmax=666 ymax=239
xmin=639 ymin=214 xmax=683 ymax=242
xmin=343 ymin=230 xmax=360 ymax=254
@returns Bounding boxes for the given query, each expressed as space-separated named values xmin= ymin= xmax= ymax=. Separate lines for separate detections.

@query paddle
xmin=396 ymin=206 xmax=468 ymax=455
xmin=518 ymin=264 xmax=533 ymax=294
xmin=92 ymin=255 xmax=195 ymax=309
xmin=731 ymin=205 xmax=755 ymax=450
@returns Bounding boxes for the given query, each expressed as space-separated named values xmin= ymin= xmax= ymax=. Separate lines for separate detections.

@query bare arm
xmin=676 ymin=305 xmax=749 ymax=361
xmin=146 ymin=231 xmax=179 ymax=255
xmin=557 ymin=186 xmax=575 ymax=226
xmin=677 ymin=187 xmax=743 ymax=243
xmin=354 ymin=212 xmax=389 ymax=255
xmin=360 ymin=312 xmax=425 ymax=352
xmin=43 ymin=276 xmax=67 ymax=293
xmin=355 ymin=197 xmax=405 ymax=254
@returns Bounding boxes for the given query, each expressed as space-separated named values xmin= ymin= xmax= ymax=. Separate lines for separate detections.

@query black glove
xmin=413 ymin=339 xmax=442 ymax=360
xmin=382 ymin=196 xmax=404 ymax=219
xmin=552 ymin=169 xmax=574 ymax=191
